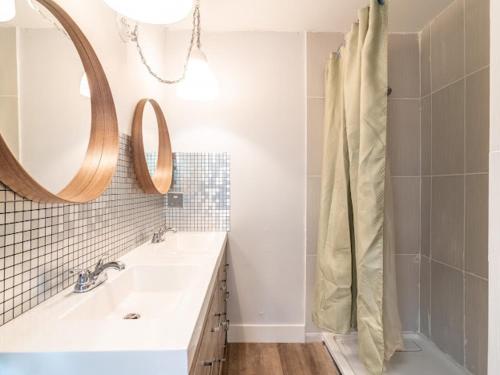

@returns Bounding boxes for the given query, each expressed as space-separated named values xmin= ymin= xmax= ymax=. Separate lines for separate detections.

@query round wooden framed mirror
xmin=0 ymin=0 xmax=118 ymax=203
xmin=132 ymin=99 xmax=173 ymax=194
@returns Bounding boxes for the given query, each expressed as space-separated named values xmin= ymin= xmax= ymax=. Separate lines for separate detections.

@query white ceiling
xmin=172 ymin=0 xmax=454 ymax=33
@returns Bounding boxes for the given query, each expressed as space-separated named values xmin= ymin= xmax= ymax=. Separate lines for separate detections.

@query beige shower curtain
xmin=312 ymin=1 xmax=403 ymax=374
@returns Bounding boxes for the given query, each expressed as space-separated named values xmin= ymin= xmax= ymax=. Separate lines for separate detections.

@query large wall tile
xmin=431 ymin=261 xmax=464 ymax=365
xmin=0 ymin=28 xmax=18 ymax=96
xmin=388 ymin=34 xmax=420 ymax=98
xmin=307 ymin=98 xmax=324 ymax=176
xmin=307 ymin=177 xmax=321 ymax=255
xmin=396 ymin=254 xmax=420 ymax=331
xmin=420 ymin=26 xmax=431 ymax=97
xmin=465 ymin=274 xmax=488 ymax=375
xmin=465 ymin=0 xmax=490 ymax=74
xmin=465 ymin=174 xmax=488 ymax=278
xmin=306 ymin=32 xmax=344 ymax=98
xmin=421 ymin=177 xmax=431 ymax=257
xmin=420 ymin=255 xmax=431 ymax=337
xmin=388 ymin=99 xmax=420 ymax=176
xmin=393 ymin=177 xmax=420 ymax=254
xmin=431 ymin=80 xmax=465 ymax=175
xmin=430 ymin=0 xmax=465 ymax=91
xmin=431 ymin=176 xmax=465 ymax=268
xmin=466 ymin=68 xmax=490 ymax=173
xmin=421 ymin=95 xmax=432 ymax=176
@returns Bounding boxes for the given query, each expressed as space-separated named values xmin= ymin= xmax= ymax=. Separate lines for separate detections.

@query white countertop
xmin=0 ymin=231 xmax=228 ymax=375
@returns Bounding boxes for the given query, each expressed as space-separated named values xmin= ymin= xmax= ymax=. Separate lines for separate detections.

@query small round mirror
xmin=132 ymin=99 xmax=172 ymax=194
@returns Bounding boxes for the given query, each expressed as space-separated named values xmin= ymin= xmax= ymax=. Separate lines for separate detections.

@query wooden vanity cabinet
xmin=190 ymin=249 xmax=229 ymax=375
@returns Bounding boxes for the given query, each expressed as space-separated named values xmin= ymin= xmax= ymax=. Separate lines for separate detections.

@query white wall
xmin=162 ymin=31 xmax=307 ymax=342
xmin=489 ymin=1 xmax=499 ymax=373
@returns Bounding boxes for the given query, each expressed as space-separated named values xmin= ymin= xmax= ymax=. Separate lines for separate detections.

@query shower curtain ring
xmin=377 ymin=0 xmax=385 ymax=4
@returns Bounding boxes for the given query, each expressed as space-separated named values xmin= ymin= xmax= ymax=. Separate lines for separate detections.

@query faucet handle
xmin=70 ymin=268 xmax=92 ymax=284
xmin=94 ymin=253 xmax=110 ymax=272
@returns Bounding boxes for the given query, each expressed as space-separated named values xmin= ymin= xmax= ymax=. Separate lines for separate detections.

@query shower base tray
xmin=323 ymin=333 xmax=468 ymax=375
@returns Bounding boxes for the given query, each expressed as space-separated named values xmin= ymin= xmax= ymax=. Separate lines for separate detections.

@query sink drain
xmin=123 ymin=313 xmax=141 ymax=320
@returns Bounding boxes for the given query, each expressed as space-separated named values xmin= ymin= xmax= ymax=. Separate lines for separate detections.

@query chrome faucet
xmin=72 ymin=256 xmax=125 ymax=293
xmin=152 ymin=224 xmax=177 ymax=243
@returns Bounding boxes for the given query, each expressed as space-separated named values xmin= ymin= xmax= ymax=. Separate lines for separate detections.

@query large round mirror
xmin=0 ymin=0 xmax=118 ymax=203
xmin=132 ymin=99 xmax=172 ymax=194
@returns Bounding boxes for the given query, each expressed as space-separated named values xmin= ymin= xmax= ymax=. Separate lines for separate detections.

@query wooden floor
xmin=223 ymin=343 xmax=340 ymax=375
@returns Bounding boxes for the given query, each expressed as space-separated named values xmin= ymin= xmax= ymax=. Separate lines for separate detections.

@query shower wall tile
xmin=420 ymin=255 xmax=431 ymax=337
xmin=465 ymin=0 xmax=490 ymax=74
xmin=465 ymin=174 xmax=489 ymax=278
xmin=307 ymin=177 xmax=321 ymax=255
xmin=0 ymin=135 xmax=166 ymax=326
xmin=431 ymin=261 xmax=464 ymax=365
xmin=431 ymin=80 xmax=465 ymax=175
xmin=306 ymin=32 xmax=344 ymax=98
xmin=388 ymin=99 xmax=420 ymax=176
xmin=393 ymin=177 xmax=420 ymax=254
xmin=420 ymin=0 xmax=489 ymax=371
xmin=431 ymin=175 xmax=465 ymax=268
xmin=421 ymin=95 xmax=432 ymax=176
xmin=420 ymin=25 xmax=431 ymax=96
xmin=388 ymin=34 xmax=420 ymax=98
xmin=430 ymin=0 xmax=465 ymax=91
xmin=466 ymin=68 xmax=490 ymax=173
xmin=395 ymin=254 xmax=420 ymax=331
xmin=420 ymin=26 xmax=431 ymax=97
xmin=465 ymin=274 xmax=488 ymax=375
xmin=307 ymin=98 xmax=325 ymax=176
xmin=420 ymin=177 xmax=431 ymax=257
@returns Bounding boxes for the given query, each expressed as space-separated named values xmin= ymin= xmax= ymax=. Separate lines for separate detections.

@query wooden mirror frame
xmin=0 ymin=0 xmax=119 ymax=203
xmin=132 ymin=99 xmax=173 ymax=195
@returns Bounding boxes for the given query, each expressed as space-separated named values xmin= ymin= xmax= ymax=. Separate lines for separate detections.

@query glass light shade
xmin=80 ymin=73 xmax=91 ymax=98
xmin=176 ymin=49 xmax=219 ymax=101
xmin=102 ymin=0 xmax=193 ymax=25
xmin=0 ymin=0 xmax=16 ymax=22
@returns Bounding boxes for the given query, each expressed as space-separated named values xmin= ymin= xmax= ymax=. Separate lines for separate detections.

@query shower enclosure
xmin=306 ymin=0 xmax=489 ymax=374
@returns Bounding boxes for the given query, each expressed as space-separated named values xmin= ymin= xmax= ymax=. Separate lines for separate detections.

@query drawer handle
xmin=203 ymin=360 xmax=215 ymax=367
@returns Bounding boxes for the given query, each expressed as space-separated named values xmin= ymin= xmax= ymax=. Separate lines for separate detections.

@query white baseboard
xmin=227 ymin=324 xmax=305 ymax=343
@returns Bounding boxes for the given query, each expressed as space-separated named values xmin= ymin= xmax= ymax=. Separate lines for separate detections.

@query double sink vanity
xmin=0 ymin=232 xmax=229 ymax=375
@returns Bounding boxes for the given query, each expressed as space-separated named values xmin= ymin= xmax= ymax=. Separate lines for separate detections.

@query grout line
xmin=430 ymin=65 xmax=489 ymax=96
xmin=421 ymin=172 xmax=488 ymax=177
xmin=462 ymin=0 xmax=467 ymax=367
xmin=428 ymin=14 xmax=433 ymax=339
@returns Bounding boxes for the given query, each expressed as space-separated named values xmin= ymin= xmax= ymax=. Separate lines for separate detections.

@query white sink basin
xmin=0 ymin=232 xmax=228 ymax=375
xmin=62 ymin=265 xmax=200 ymax=321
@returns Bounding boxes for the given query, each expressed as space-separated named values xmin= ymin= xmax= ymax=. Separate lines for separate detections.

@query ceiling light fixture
xmin=119 ymin=0 xmax=219 ymax=101
xmin=0 ymin=0 xmax=16 ymax=22
xmin=103 ymin=0 xmax=194 ymax=25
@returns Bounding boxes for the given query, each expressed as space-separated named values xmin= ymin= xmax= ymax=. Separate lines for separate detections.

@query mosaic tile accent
xmin=145 ymin=151 xmax=157 ymax=176
xmin=166 ymin=153 xmax=230 ymax=232
xmin=0 ymin=134 xmax=165 ymax=327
